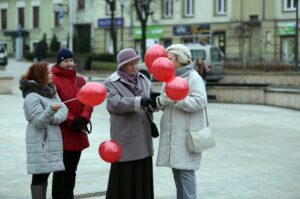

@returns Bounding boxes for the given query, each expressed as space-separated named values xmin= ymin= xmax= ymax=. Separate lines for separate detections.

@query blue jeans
xmin=172 ymin=168 xmax=197 ymax=199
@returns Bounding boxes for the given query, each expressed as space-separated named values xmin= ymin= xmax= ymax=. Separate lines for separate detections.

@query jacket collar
xmin=175 ymin=64 xmax=194 ymax=77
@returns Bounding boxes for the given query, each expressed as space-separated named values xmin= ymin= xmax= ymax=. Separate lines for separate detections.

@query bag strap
xmin=187 ymin=106 xmax=209 ymax=132
xmin=204 ymin=107 xmax=209 ymax=127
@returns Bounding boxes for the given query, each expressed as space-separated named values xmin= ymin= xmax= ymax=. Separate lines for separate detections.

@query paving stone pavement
xmin=1 ymin=59 xmax=300 ymax=199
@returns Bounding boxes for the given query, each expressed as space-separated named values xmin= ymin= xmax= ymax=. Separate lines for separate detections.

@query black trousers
xmin=32 ymin=173 xmax=50 ymax=185
xmin=52 ymin=151 xmax=81 ymax=199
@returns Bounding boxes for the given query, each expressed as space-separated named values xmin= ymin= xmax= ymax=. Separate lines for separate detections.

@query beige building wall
xmin=0 ymin=0 xmax=70 ymax=55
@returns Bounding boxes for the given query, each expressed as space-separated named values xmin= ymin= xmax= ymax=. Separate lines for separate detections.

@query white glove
xmin=157 ymin=93 xmax=175 ymax=107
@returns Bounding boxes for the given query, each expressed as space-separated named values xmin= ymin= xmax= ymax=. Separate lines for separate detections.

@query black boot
xmin=42 ymin=182 xmax=47 ymax=199
xmin=31 ymin=184 xmax=44 ymax=199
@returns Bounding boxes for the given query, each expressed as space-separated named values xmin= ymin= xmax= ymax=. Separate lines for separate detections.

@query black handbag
xmin=144 ymin=107 xmax=159 ymax=138
xmin=149 ymin=117 xmax=159 ymax=138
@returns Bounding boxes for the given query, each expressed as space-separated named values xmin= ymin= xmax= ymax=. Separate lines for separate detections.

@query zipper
xmin=42 ymin=128 xmax=47 ymax=147
xmin=168 ymin=105 xmax=173 ymax=164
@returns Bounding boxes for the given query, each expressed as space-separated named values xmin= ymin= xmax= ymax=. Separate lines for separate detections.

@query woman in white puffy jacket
xmin=156 ymin=44 xmax=207 ymax=199
xmin=20 ymin=62 xmax=67 ymax=199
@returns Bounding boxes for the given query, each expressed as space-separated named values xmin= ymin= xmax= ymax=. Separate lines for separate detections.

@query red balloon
xmin=76 ymin=82 xmax=107 ymax=107
xmin=98 ymin=140 xmax=122 ymax=163
xmin=144 ymin=44 xmax=168 ymax=72
xmin=151 ymin=57 xmax=175 ymax=82
xmin=165 ymin=77 xmax=189 ymax=101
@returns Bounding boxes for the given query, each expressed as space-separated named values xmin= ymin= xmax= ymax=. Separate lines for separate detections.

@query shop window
xmin=1 ymin=9 xmax=7 ymax=30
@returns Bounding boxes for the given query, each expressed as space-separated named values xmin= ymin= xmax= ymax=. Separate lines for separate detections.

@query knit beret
xmin=166 ymin=44 xmax=192 ymax=64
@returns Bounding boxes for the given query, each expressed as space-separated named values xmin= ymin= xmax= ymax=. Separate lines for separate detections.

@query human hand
xmin=51 ymin=103 xmax=61 ymax=111
xmin=141 ymin=97 xmax=154 ymax=108
xmin=150 ymin=92 xmax=160 ymax=101
xmin=157 ymin=93 xmax=174 ymax=107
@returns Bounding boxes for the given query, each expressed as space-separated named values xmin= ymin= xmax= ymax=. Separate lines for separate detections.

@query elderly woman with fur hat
xmin=104 ymin=48 xmax=156 ymax=199
xmin=156 ymin=44 xmax=208 ymax=199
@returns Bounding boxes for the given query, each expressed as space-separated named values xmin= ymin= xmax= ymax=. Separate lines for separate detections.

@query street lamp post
xmin=68 ymin=0 xmax=73 ymax=51
xmin=295 ymin=0 xmax=299 ymax=71
xmin=119 ymin=0 xmax=124 ymax=49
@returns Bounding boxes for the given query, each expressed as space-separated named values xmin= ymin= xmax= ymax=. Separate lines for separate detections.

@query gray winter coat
xmin=104 ymin=72 xmax=154 ymax=162
xmin=156 ymin=66 xmax=207 ymax=170
xmin=23 ymin=92 xmax=68 ymax=174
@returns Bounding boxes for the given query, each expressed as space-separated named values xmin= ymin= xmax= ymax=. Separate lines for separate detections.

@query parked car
xmin=0 ymin=45 xmax=8 ymax=65
xmin=185 ymin=43 xmax=224 ymax=81
xmin=138 ymin=43 xmax=224 ymax=81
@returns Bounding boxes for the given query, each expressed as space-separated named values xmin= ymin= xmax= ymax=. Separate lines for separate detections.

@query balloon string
xmin=62 ymin=98 xmax=77 ymax=104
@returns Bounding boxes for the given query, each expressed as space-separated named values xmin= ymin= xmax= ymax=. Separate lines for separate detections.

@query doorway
xmin=281 ymin=37 xmax=294 ymax=64
xmin=74 ymin=24 xmax=91 ymax=53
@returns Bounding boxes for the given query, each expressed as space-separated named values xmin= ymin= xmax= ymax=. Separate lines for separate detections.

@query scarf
xmin=175 ymin=64 xmax=195 ymax=77
xmin=19 ymin=79 xmax=56 ymax=98
xmin=118 ymin=70 xmax=141 ymax=96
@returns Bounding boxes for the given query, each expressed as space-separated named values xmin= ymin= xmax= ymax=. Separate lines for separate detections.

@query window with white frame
xmin=216 ymin=0 xmax=226 ymax=15
xmin=18 ymin=7 xmax=25 ymax=28
xmin=284 ymin=0 xmax=297 ymax=11
xmin=163 ymin=0 xmax=173 ymax=18
xmin=1 ymin=9 xmax=7 ymax=30
xmin=184 ymin=0 xmax=194 ymax=17
xmin=33 ymin=6 xmax=39 ymax=28
xmin=77 ymin=0 xmax=85 ymax=10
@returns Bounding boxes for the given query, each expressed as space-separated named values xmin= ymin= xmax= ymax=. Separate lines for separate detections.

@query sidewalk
xmin=1 ymin=59 xmax=300 ymax=199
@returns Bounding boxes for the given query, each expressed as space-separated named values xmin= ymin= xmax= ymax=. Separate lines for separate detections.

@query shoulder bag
xmin=186 ymin=107 xmax=215 ymax=153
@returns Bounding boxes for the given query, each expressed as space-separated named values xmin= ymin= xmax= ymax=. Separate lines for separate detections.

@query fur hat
xmin=117 ymin=48 xmax=140 ymax=70
xmin=56 ymin=48 xmax=74 ymax=65
xmin=166 ymin=44 xmax=192 ymax=64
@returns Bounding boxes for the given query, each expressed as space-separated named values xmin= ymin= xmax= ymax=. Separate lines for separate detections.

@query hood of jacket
xmin=19 ymin=79 xmax=56 ymax=98
xmin=51 ymin=65 xmax=76 ymax=77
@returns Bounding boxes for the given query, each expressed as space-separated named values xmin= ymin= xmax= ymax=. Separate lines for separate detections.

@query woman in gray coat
xmin=104 ymin=48 xmax=156 ymax=199
xmin=19 ymin=62 xmax=68 ymax=199
xmin=156 ymin=44 xmax=207 ymax=199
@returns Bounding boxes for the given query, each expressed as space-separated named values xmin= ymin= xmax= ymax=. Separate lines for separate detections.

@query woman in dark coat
xmin=104 ymin=48 xmax=156 ymax=199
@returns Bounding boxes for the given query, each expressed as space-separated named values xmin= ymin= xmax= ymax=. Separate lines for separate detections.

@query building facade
xmin=0 ymin=0 xmax=299 ymax=64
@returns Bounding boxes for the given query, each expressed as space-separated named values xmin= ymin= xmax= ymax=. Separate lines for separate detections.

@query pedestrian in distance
xmin=156 ymin=44 xmax=208 ymax=199
xmin=104 ymin=48 xmax=157 ymax=199
xmin=193 ymin=57 xmax=207 ymax=84
xmin=51 ymin=48 xmax=93 ymax=199
xmin=19 ymin=61 xmax=68 ymax=199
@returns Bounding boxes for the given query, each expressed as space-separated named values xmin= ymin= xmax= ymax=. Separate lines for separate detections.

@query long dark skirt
xmin=105 ymin=156 xmax=154 ymax=199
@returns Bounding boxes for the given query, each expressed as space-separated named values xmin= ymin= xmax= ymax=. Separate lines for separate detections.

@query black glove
xmin=150 ymin=92 xmax=160 ymax=101
xmin=141 ymin=97 xmax=154 ymax=108
xmin=71 ymin=117 xmax=86 ymax=132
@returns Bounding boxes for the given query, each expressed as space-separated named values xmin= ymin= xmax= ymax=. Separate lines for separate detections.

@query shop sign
xmin=277 ymin=22 xmax=297 ymax=35
xmin=173 ymin=25 xmax=191 ymax=36
xmin=191 ymin=24 xmax=210 ymax=35
xmin=173 ymin=24 xmax=210 ymax=36
xmin=134 ymin=26 xmax=164 ymax=39
xmin=97 ymin=18 xmax=123 ymax=28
